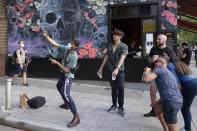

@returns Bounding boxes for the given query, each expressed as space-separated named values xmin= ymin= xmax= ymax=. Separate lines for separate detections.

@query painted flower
xmin=167 ymin=1 xmax=173 ymax=8
xmin=173 ymin=3 xmax=177 ymax=8
xmin=168 ymin=17 xmax=177 ymax=26
xmin=84 ymin=12 xmax=89 ymax=17
xmin=31 ymin=12 xmax=35 ymax=16
xmin=161 ymin=24 xmax=166 ymax=30
xmin=19 ymin=16 xmax=23 ymax=21
xmin=83 ymin=44 xmax=91 ymax=50
xmin=96 ymin=1 xmax=103 ymax=6
xmin=79 ymin=49 xmax=88 ymax=56
xmin=93 ymin=23 xmax=98 ymax=28
xmin=78 ymin=55 xmax=84 ymax=58
xmin=88 ymin=50 xmax=97 ymax=58
xmin=83 ymin=41 xmax=93 ymax=49
xmin=91 ymin=18 xmax=96 ymax=24
xmin=89 ymin=48 xmax=98 ymax=53
xmin=25 ymin=0 xmax=30 ymax=3
xmin=26 ymin=13 xmax=31 ymax=18
xmin=19 ymin=23 xmax=25 ymax=28
xmin=35 ymin=25 xmax=40 ymax=32
xmin=102 ymin=48 xmax=108 ymax=54
xmin=18 ymin=5 xmax=25 ymax=12
xmin=92 ymin=6 xmax=97 ymax=10
xmin=161 ymin=1 xmax=166 ymax=6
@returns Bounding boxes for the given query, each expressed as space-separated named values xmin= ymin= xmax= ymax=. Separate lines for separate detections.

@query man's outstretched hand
xmin=42 ymin=30 xmax=47 ymax=37
xmin=49 ymin=59 xmax=58 ymax=64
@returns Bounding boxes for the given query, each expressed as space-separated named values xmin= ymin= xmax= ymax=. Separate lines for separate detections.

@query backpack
xmin=11 ymin=51 xmax=20 ymax=64
xmin=24 ymin=96 xmax=46 ymax=109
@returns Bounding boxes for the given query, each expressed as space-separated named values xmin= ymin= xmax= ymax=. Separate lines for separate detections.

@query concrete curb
xmin=0 ymin=112 xmax=77 ymax=131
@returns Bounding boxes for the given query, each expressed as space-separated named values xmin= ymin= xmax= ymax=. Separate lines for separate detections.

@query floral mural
xmin=161 ymin=0 xmax=177 ymax=31
xmin=7 ymin=0 xmax=177 ymax=58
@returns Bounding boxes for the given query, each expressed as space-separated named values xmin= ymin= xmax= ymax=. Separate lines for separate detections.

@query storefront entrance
xmin=109 ymin=1 xmax=160 ymax=56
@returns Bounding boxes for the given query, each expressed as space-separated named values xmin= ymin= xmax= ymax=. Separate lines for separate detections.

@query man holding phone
xmin=42 ymin=30 xmax=80 ymax=127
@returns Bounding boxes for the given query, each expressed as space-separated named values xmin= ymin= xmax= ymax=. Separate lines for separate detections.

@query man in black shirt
xmin=144 ymin=34 xmax=175 ymax=131
xmin=180 ymin=43 xmax=192 ymax=66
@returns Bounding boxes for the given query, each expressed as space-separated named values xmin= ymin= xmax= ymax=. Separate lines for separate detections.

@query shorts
xmin=162 ymin=101 xmax=183 ymax=124
xmin=11 ymin=64 xmax=27 ymax=76
xmin=150 ymin=80 xmax=156 ymax=86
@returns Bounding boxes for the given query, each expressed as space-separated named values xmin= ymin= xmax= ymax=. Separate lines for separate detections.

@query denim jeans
xmin=108 ymin=71 xmax=125 ymax=108
xmin=181 ymin=78 xmax=197 ymax=131
xmin=56 ymin=73 xmax=77 ymax=115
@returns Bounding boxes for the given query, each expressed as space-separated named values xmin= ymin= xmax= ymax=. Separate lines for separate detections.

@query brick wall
xmin=0 ymin=0 xmax=7 ymax=76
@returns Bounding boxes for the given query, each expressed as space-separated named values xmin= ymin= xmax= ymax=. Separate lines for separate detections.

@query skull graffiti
xmin=7 ymin=8 xmax=20 ymax=38
xmin=92 ymin=26 xmax=108 ymax=51
xmin=40 ymin=0 xmax=82 ymax=57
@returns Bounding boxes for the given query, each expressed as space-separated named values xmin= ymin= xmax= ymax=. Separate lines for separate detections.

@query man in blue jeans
xmin=42 ymin=30 xmax=80 ymax=127
xmin=97 ymin=29 xmax=128 ymax=117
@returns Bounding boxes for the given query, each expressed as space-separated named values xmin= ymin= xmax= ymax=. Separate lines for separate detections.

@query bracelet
xmin=116 ymin=66 xmax=120 ymax=69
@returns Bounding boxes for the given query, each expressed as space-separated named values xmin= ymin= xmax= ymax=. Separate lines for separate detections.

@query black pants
xmin=108 ymin=71 xmax=125 ymax=108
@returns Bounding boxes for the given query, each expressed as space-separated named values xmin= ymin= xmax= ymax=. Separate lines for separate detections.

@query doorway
xmin=108 ymin=2 xmax=159 ymax=56
xmin=111 ymin=18 xmax=141 ymax=47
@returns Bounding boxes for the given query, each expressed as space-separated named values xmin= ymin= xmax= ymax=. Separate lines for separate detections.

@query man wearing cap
xmin=10 ymin=40 xmax=29 ymax=86
xmin=42 ymin=30 xmax=80 ymax=127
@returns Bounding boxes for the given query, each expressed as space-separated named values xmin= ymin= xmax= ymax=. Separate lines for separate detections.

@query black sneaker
xmin=107 ymin=105 xmax=117 ymax=113
xmin=144 ymin=109 xmax=156 ymax=117
xmin=23 ymin=83 xmax=29 ymax=87
xmin=117 ymin=107 xmax=125 ymax=117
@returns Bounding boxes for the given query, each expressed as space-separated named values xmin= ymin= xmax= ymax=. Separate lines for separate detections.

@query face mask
xmin=67 ymin=42 xmax=72 ymax=49
xmin=20 ymin=44 xmax=24 ymax=48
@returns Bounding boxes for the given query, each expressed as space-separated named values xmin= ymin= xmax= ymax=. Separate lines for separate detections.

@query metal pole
xmin=5 ymin=78 xmax=12 ymax=110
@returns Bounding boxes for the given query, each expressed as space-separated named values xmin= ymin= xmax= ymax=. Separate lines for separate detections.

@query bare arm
xmin=181 ymin=53 xmax=186 ymax=58
xmin=42 ymin=30 xmax=59 ymax=48
xmin=98 ymin=55 xmax=108 ymax=73
xmin=49 ymin=59 xmax=70 ymax=72
xmin=117 ymin=55 xmax=127 ymax=69
xmin=143 ymin=68 xmax=157 ymax=82
xmin=112 ymin=55 xmax=127 ymax=76
xmin=16 ymin=53 xmax=22 ymax=66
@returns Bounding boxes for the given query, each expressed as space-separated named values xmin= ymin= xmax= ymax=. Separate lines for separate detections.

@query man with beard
xmin=144 ymin=34 xmax=175 ymax=131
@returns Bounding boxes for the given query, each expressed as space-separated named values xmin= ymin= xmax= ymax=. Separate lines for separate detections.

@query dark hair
xmin=113 ymin=30 xmax=124 ymax=38
xmin=182 ymin=42 xmax=188 ymax=47
xmin=164 ymin=50 xmax=192 ymax=75
xmin=72 ymin=39 xmax=80 ymax=48
xmin=18 ymin=40 xmax=23 ymax=44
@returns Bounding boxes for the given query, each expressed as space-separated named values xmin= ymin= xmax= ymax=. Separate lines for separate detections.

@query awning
xmin=178 ymin=19 xmax=197 ymax=32
xmin=178 ymin=0 xmax=197 ymax=18
xmin=177 ymin=0 xmax=197 ymax=32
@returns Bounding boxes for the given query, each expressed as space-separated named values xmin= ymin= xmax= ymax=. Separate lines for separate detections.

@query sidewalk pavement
xmin=0 ymin=61 xmax=196 ymax=131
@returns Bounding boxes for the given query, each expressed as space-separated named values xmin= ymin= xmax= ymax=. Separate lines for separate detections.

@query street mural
xmin=7 ymin=0 xmax=177 ymax=58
